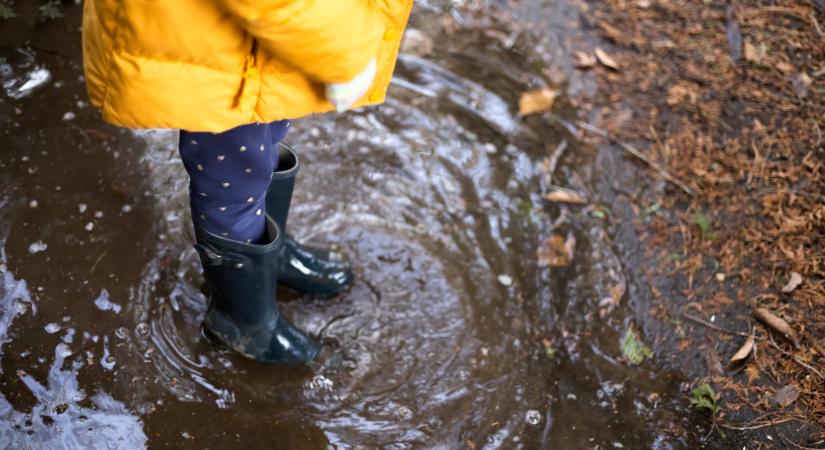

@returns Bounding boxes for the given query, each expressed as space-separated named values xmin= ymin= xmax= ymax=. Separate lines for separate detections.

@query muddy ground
xmin=0 ymin=0 xmax=821 ymax=449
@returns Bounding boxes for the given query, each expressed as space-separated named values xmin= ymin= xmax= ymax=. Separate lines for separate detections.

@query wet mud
xmin=1 ymin=1 xmax=716 ymax=448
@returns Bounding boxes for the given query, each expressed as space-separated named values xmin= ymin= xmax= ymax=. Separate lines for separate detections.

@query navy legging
xmin=179 ymin=120 xmax=290 ymax=244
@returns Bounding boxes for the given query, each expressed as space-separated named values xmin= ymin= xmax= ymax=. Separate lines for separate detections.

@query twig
xmin=780 ymin=432 xmax=825 ymax=450
xmin=545 ymin=139 xmax=568 ymax=186
xmin=89 ymin=251 xmax=107 ymax=274
xmin=682 ymin=312 xmax=751 ymax=337
xmin=766 ymin=335 xmax=825 ymax=379
xmin=574 ymin=120 xmax=694 ymax=196
xmin=720 ymin=417 xmax=794 ymax=430
xmin=812 ymin=14 xmax=823 ymax=39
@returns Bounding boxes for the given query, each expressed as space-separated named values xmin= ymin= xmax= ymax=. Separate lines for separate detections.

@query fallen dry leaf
xmin=753 ymin=307 xmax=797 ymax=344
xmin=781 ymin=271 xmax=803 ymax=293
xmin=745 ymin=365 xmax=761 ymax=384
xmin=790 ymin=72 xmax=812 ymax=98
xmin=775 ymin=61 xmax=795 ymax=74
xmin=572 ymin=51 xmax=597 ymax=69
xmin=666 ymin=82 xmax=697 ymax=106
xmin=518 ymin=88 xmax=558 ymax=116
xmin=542 ymin=189 xmax=586 ymax=204
xmin=771 ymin=384 xmax=799 ymax=408
xmin=400 ymin=28 xmax=434 ymax=57
xmin=537 ymin=234 xmax=575 ymax=267
xmin=744 ymin=41 xmax=762 ymax=63
xmin=702 ymin=345 xmax=724 ymax=375
xmin=594 ymin=48 xmax=619 ymax=70
xmin=728 ymin=335 xmax=755 ymax=366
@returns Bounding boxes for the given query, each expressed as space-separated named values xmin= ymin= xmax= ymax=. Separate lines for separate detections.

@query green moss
xmin=620 ymin=326 xmax=653 ymax=365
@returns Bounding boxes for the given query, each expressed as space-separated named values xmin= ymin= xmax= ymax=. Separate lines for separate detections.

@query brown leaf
xmin=597 ymin=21 xmax=623 ymax=42
xmin=702 ymin=345 xmax=724 ymax=375
xmin=518 ymin=88 xmax=558 ymax=116
xmin=744 ymin=365 xmax=761 ymax=384
xmin=744 ymin=41 xmax=762 ymax=63
xmin=771 ymin=384 xmax=799 ymax=408
xmin=790 ymin=72 xmax=812 ymax=98
xmin=666 ymin=82 xmax=697 ymax=106
xmin=537 ymin=234 xmax=575 ymax=267
xmin=728 ymin=335 xmax=754 ymax=366
xmin=594 ymin=48 xmax=619 ymax=70
xmin=542 ymin=189 xmax=586 ymax=204
xmin=753 ymin=307 xmax=797 ymax=344
xmin=400 ymin=28 xmax=434 ymax=57
xmin=572 ymin=51 xmax=597 ymax=69
xmin=781 ymin=271 xmax=803 ymax=293
xmin=775 ymin=61 xmax=795 ymax=74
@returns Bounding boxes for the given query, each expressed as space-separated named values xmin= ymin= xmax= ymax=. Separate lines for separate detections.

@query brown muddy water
xmin=0 ymin=1 xmax=711 ymax=448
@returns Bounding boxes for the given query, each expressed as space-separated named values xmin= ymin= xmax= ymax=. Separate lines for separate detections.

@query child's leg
xmin=268 ymin=120 xmax=291 ymax=167
xmin=179 ymin=123 xmax=285 ymax=243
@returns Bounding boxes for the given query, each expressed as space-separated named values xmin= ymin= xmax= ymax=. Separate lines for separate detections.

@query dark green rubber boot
xmin=195 ymin=215 xmax=322 ymax=363
xmin=266 ymin=143 xmax=353 ymax=297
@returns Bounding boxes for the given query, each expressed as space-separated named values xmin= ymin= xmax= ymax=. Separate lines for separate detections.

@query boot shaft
xmin=266 ymin=143 xmax=299 ymax=233
xmin=194 ymin=216 xmax=282 ymax=325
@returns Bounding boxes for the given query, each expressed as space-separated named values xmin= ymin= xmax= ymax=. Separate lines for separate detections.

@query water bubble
xmin=62 ymin=111 xmax=75 ymax=121
xmin=114 ymin=327 xmax=128 ymax=339
xmin=28 ymin=199 xmax=38 ymax=208
xmin=27 ymin=241 xmax=47 ymax=254
xmin=78 ymin=203 xmax=87 ymax=213
xmin=85 ymin=222 xmax=94 ymax=231
xmin=135 ymin=322 xmax=149 ymax=336
xmin=396 ymin=405 xmax=413 ymax=421
xmin=525 ymin=409 xmax=542 ymax=425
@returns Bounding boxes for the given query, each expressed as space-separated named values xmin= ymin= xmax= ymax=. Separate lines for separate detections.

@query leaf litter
xmin=582 ymin=0 xmax=824 ymax=441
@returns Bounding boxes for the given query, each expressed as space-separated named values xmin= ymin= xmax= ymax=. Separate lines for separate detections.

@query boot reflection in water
xmin=179 ymin=121 xmax=350 ymax=363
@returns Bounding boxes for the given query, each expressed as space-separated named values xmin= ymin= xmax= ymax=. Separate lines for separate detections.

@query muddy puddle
xmin=0 ymin=1 xmax=708 ymax=448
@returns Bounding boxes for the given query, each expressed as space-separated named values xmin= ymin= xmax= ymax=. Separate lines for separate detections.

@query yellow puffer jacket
xmin=82 ymin=0 xmax=413 ymax=132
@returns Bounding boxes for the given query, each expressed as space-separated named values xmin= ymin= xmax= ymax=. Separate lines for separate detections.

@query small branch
xmin=811 ymin=14 xmax=823 ymax=39
xmin=575 ymin=121 xmax=694 ymax=196
xmin=682 ymin=312 xmax=751 ymax=337
xmin=720 ymin=417 xmax=794 ymax=430
xmin=766 ymin=335 xmax=825 ymax=379
xmin=545 ymin=139 xmax=568 ymax=186
xmin=779 ymin=432 xmax=825 ymax=450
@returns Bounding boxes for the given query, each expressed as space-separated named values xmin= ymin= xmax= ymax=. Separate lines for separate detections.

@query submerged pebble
xmin=45 ymin=323 xmax=61 ymax=334
xmin=497 ymin=274 xmax=513 ymax=286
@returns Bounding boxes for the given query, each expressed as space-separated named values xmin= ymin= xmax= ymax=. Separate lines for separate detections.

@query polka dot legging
xmin=179 ymin=120 xmax=291 ymax=244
